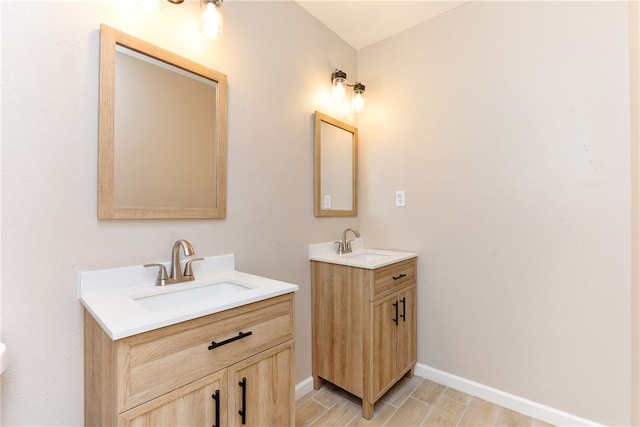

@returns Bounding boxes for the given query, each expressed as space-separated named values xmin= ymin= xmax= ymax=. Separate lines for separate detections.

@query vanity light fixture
xmin=331 ymin=69 xmax=366 ymax=113
xmin=351 ymin=82 xmax=365 ymax=113
xmin=200 ymin=0 xmax=223 ymax=40
xmin=136 ymin=0 xmax=224 ymax=40
xmin=331 ymin=69 xmax=347 ymax=103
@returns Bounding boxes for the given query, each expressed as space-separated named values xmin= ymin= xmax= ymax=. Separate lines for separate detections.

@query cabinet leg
xmin=313 ymin=374 xmax=322 ymax=390
xmin=406 ymin=366 xmax=415 ymax=378
xmin=362 ymin=400 xmax=374 ymax=420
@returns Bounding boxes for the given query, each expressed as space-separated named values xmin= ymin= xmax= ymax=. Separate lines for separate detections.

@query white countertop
xmin=309 ymin=238 xmax=417 ymax=269
xmin=79 ymin=254 xmax=299 ymax=340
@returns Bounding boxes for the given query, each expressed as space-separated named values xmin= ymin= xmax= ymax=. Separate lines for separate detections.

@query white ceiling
xmin=295 ymin=1 xmax=471 ymax=50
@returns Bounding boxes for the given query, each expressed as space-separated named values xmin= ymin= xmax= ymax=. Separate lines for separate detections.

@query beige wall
xmin=358 ymin=1 xmax=633 ymax=425
xmin=2 ymin=1 xmax=638 ymax=426
xmin=630 ymin=0 xmax=640 ymax=423
xmin=0 ymin=1 xmax=358 ymax=424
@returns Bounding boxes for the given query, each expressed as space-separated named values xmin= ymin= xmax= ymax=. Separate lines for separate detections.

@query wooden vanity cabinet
xmin=311 ymin=258 xmax=417 ymax=419
xmin=84 ymin=293 xmax=295 ymax=427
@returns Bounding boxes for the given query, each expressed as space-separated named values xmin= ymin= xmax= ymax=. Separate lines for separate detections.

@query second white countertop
xmin=309 ymin=238 xmax=417 ymax=269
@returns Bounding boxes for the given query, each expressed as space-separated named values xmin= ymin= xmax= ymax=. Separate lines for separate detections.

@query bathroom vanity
xmin=309 ymin=241 xmax=417 ymax=419
xmin=80 ymin=254 xmax=298 ymax=426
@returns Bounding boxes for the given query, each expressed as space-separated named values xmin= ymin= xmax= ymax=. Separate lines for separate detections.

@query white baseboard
xmin=295 ymin=365 xmax=602 ymax=426
xmin=415 ymin=363 xmax=602 ymax=427
xmin=295 ymin=375 xmax=315 ymax=401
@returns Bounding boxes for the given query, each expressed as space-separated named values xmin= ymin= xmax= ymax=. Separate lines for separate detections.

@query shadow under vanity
xmin=80 ymin=243 xmax=298 ymax=426
xmin=309 ymin=236 xmax=418 ymax=419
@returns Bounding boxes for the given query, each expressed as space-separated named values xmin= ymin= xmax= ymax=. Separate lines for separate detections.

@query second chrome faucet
xmin=144 ymin=239 xmax=203 ymax=286
xmin=336 ymin=227 xmax=360 ymax=254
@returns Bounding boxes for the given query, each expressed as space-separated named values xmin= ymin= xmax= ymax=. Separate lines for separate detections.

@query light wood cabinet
xmin=312 ymin=258 xmax=417 ymax=419
xmin=85 ymin=293 xmax=295 ymax=426
xmin=118 ymin=368 xmax=227 ymax=426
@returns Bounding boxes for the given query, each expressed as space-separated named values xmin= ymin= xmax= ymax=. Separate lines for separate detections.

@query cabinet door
xmin=228 ymin=341 xmax=294 ymax=427
xmin=397 ymin=285 xmax=417 ymax=376
xmin=370 ymin=292 xmax=398 ymax=400
xmin=118 ymin=369 xmax=227 ymax=427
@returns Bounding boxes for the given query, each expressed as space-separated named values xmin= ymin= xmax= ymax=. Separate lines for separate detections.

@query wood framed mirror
xmin=314 ymin=111 xmax=358 ymax=217
xmin=98 ymin=24 xmax=227 ymax=219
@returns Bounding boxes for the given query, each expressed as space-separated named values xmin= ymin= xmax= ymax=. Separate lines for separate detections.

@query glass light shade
xmin=201 ymin=2 xmax=223 ymax=40
xmin=332 ymin=78 xmax=346 ymax=103
xmin=351 ymin=82 xmax=365 ymax=113
xmin=352 ymin=91 xmax=364 ymax=113
xmin=136 ymin=0 xmax=163 ymax=11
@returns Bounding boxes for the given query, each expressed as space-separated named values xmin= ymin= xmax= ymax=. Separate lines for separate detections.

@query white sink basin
xmin=132 ymin=281 xmax=253 ymax=311
xmin=344 ymin=252 xmax=390 ymax=263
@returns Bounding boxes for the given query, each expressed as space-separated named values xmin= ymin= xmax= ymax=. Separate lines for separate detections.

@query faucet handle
xmin=345 ymin=239 xmax=355 ymax=252
xmin=183 ymin=257 xmax=204 ymax=277
xmin=334 ymin=241 xmax=345 ymax=255
xmin=144 ymin=263 xmax=169 ymax=286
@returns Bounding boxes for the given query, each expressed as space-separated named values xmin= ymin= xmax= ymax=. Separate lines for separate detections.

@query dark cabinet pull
xmin=400 ymin=297 xmax=406 ymax=321
xmin=392 ymin=301 xmax=398 ymax=325
xmin=238 ymin=377 xmax=247 ymax=425
xmin=392 ymin=273 xmax=407 ymax=280
xmin=211 ymin=389 xmax=220 ymax=427
xmin=208 ymin=331 xmax=253 ymax=350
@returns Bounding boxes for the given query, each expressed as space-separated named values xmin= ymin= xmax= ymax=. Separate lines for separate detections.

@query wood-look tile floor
xmin=295 ymin=376 xmax=555 ymax=427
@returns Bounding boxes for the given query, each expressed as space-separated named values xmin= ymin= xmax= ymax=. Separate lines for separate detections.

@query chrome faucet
xmin=170 ymin=239 xmax=195 ymax=281
xmin=336 ymin=227 xmax=360 ymax=254
xmin=144 ymin=239 xmax=203 ymax=286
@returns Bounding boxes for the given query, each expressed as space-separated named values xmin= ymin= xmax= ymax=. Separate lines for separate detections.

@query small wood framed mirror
xmin=98 ymin=24 xmax=227 ymax=219
xmin=314 ymin=111 xmax=358 ymax=217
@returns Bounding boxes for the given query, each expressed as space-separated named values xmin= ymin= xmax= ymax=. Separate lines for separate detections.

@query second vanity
xmin=80 ymin=251 xmax=298 ymax=426
xmin=309 ymin=238 xmax=418 ymax=419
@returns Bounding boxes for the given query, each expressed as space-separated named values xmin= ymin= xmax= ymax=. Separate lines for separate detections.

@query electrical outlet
xmin=323 ymin=195 xmax=331 ymax=209
xmin=395 ymin=190 xmax=406 ymax=207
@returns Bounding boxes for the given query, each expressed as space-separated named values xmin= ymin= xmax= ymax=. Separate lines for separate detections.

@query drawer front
xmin=117 ymin=293 xmax=294 ymax=411
xmin=372 ymin=258 xmax=416 ymax=299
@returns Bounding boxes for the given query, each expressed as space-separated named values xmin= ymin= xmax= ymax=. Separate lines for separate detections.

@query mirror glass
xmin=314 ymin=111 xmax=358 ymax=217
xmin=98 ymin=24 xmax=227 ymax=219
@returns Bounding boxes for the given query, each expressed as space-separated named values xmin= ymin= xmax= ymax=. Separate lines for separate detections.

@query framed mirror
xmin=98 ymin=24 xmax=227 ymax=219
xmin=314 ymin=111 xmax=358 ymax=217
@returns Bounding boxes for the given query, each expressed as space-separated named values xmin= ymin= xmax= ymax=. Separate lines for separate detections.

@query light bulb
xmin=352 ymin=83 xmax=365 ymax=113
xmin=201 ymin=1 xmax=223 ymax=40
xmin=332 ymin=80 xmax=346 ymax=103
xmin=136 ymin=0 xmax=163 ymax=11
xmin=331 ymin=70 xmax=347 ymax=103
xmin=352 ymin=92 xmax=364 ymax=113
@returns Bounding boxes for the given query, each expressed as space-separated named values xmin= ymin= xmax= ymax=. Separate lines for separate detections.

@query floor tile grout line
xmin=304 ymin=405 xmax=326 ymax=427
xmin=380 ymin=403 xmax=402 ymax=427
xmin=387 ymin=377 xmax=425 ymax=409
xmin=306 ymin=396 xmax=341 ymax=427
xmin=343 ymin=405 xmax=361 ymax=426
xmin=311 ymin=395 xmax=335 ymax=410
xmin=455 ymin=396 xmax=473 ymax=427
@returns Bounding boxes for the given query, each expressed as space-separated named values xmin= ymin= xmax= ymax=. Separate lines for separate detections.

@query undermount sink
xmin=132 ymin=281 xmax=253 ymax=311
xmin=344 ymin=252 xmax=390 ymax=262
